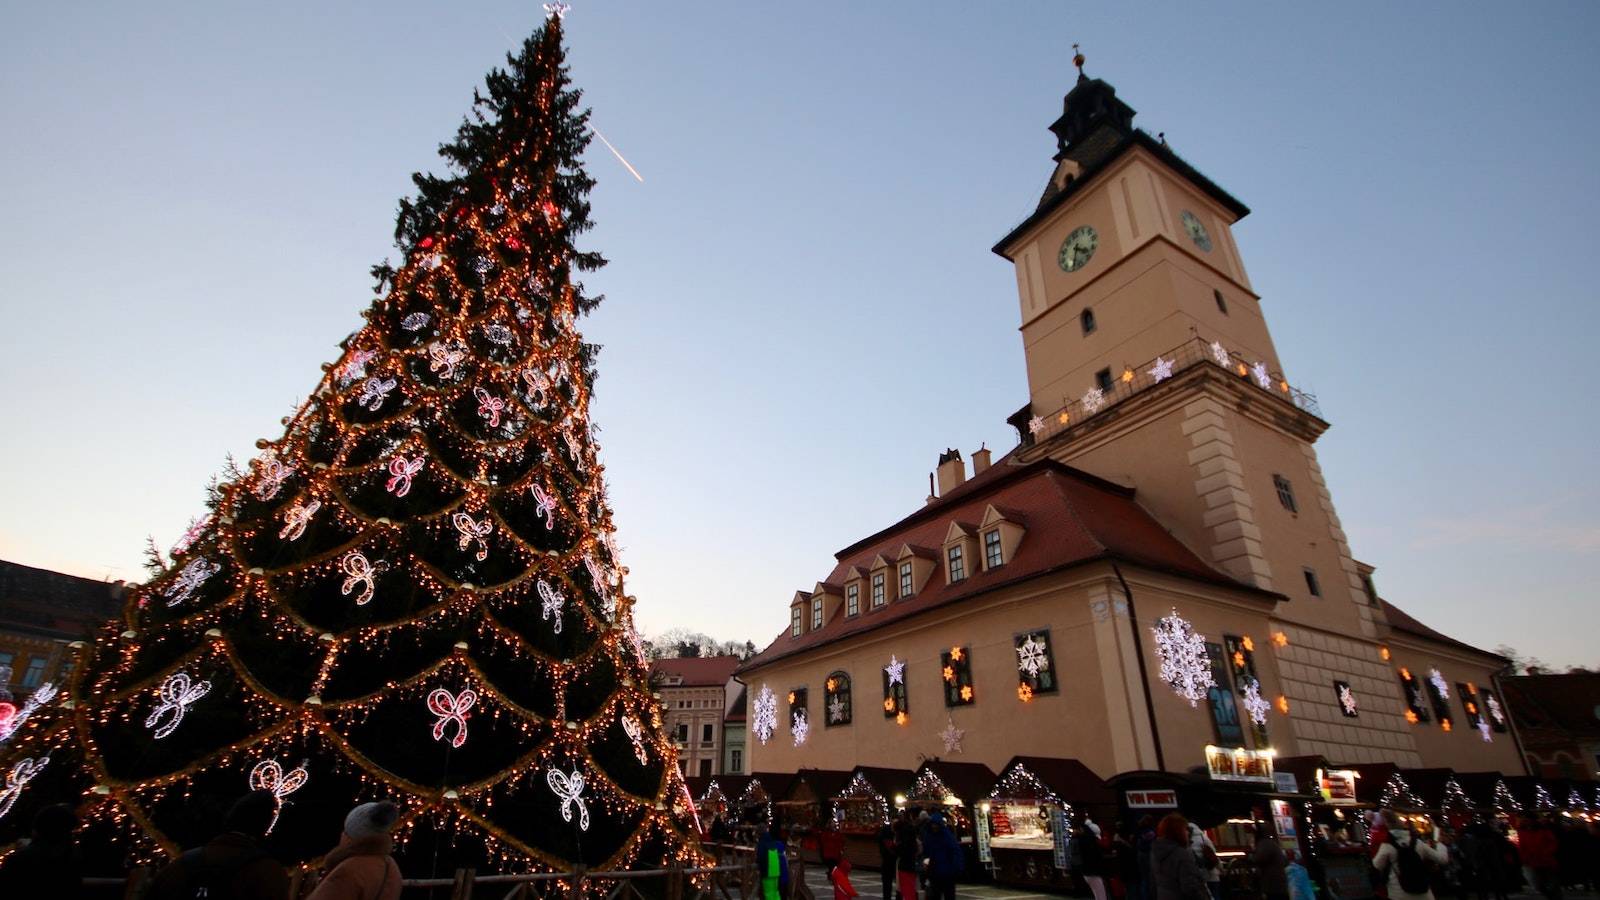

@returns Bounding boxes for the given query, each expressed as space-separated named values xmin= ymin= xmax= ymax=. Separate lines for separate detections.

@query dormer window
xmin=790 ymin=606 xmax=802 ymax=637
xmin=871 ymin=573 xmax=885 ymax=608
xmin=811 ymin=596 xmax=824 ymax=629
xmin=846 ymin=583 xmax=860 ymax=616
xmin=1080 ymin=308 xmax=1097 ymax=335
xmin=984 ymin=529 xmax=1004 ymax=569
xmin=947 ymin=545 xmax=966 ymax=583
xmin=898 ymin=562 xmax=914 ymax=599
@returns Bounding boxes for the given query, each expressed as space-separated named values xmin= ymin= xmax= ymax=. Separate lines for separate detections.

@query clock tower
xmin=995 ymin=62 xmax=1387 ymax=642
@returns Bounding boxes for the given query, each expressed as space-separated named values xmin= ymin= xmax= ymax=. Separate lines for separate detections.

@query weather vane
xmin=1073 ymin=43 xmax=1086 ymax=76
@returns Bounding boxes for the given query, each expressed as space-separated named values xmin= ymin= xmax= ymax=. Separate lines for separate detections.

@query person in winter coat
xmin=921 ymin=813 xmax=964 ymax=900
xmin=148 ymin=790 xmax=290 ymax=900
xmin=0 ymin=803 xmax=84 ymax=898
xmin=877 ymin=820 xmax=899 ymax=900
xmin=894 ymin=811 xmax=922 ymax=900
xmin=1372 ymin=821 xmax=1449 ymax=900
xmin=1135 ymin=816 xmax=1157 ymax=900
xmin=1286 ymin=850 xmax=1316 ymax=900
xmin=1187 ymin=822 xmax=1222 ymax=900
xmin=757 ymin=824 xmax=790 ymax=900
xmin=1077 ymin=817 xmax=1110 ymax=900
xmin=305 ymin=801 xmax=403 ymax=900
xmin=832 ymin=855 xmax=860 ymax=900
xmin=1252 ymin=830 xmax=1290 ymax=900
xmin=1152 ymin=814 xmax=1211 ymax=900
xmin=1519 ymin=817 xmax=1561 ymax=900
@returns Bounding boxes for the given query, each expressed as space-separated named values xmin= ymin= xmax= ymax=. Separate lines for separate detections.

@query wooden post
xmin=668 ymin=864 xmax=684 ymax=900
xmin=122 ymin=866 xmax=152 ymax=899
xmin=450 ymin=867 xmax=476 ymax=900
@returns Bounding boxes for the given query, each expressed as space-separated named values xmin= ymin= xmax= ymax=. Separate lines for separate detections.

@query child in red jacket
xmin=831 ymin=857 xmax=860 ymax=900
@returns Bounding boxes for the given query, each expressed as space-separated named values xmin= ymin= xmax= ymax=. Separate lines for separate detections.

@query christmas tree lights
xmin=0 ymin=11 xmax=705 ymax=878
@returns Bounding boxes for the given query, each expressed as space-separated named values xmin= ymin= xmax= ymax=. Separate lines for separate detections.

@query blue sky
xmin=2 ymin=2 xmax=1596 ymax=666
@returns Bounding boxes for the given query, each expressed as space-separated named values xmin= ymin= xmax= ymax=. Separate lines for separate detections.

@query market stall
xmin=905 ymin=761 xmax=997 ymax=878
xmin=826 ymin=767 xmax=912 ymax=867
xmin=775 ymin=768 xmax=850 ymax=837
xmin=982 ymin=756 xmax=1114 ymax=889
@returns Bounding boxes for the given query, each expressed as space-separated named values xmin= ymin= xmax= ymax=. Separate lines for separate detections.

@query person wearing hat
xmin=305 ymin=801 xmax=403 ymax=900
xmin=148 ymin=790 xmax=290 ymax=900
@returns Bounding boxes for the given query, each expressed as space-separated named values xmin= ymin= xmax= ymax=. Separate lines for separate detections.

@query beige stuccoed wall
xmin=1380 ymin=637 xmax=1527 ymax=774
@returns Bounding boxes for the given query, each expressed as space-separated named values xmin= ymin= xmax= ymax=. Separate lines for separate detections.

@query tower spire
xmin=1073 ymin=43 xmax=1086 ymax=80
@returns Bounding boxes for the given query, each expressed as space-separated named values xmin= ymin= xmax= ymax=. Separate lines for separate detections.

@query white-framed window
xmin=702 ymin=723 xmax=714 ymax=743
xmin=1273 ymin=475 xmax=1298 ymax=513
xmin=984 ymin=529 xmax=1004 ymax=569
xmin=846 ymin=584 xmax=860 ymax=616
xmin=790 ymin=606 xmax=803 ymax=637
xmin=948 ymin=545 xmax=966 ymax=582
xmin=811 ymin=596 xmax=824 ymax=629
xmin=871 ymin=573 xmax=885 ymax=608
xmin=899 ymin=562 xmax=914 ymax=599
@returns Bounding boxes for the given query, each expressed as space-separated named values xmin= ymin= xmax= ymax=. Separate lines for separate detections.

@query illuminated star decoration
xmin=1082 ymin=387 xmax=1106 ymax=413
xmin=938 ymin=718 xmax=966 ymax=754
xmin=537 ymin=578 xmax=566 ymax=634
xmin=0 ymin=683 xmax=58 ymax=744
xmin=1241 ymin=677 xmax=1270 ymax=726
xmin=1151 ymin=609 xmax=1215 ymax=706
xmin=0 ymin=756 xmax=49 ymax=823
xmin=885 ymin=655 xmax=905 ymax=686
xmin=386 ymin=453 xmax=425 ymax=497
xmin=791 ymin=710 xmax=809 ymax=746
xmin=427 ymin=687 xmax=478 ymax=749
xmin=1210 ymin=341 xmax=1230 ymax=368
xmin=1251 ymin=361 xmax=1272 ymax=389
xmin=339 ymin=551 xmax=387 ymax=606
xmin=752 ymin=685 xmax=778 ymax=745
xmin=163 ymin=557 xmax=221 ymax=607
xmin=1016 ymin=636 xmax=1049 ymax=677
xmin=145 ymin=672 xmax=211 ymax=740
xmin=1148 ymin=356 xmax=1174 ymax=383
xmin=547 ymin=767 xmax=590 ymax=831
xmin=1428 ymin=669 xmax=1450 ymax=700
xmin=248 ymin=758 xmax=309 ymax=835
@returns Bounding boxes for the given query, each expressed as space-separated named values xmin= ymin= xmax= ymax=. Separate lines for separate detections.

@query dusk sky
xmin=2 ymin=2 xmax=1596 ymax=666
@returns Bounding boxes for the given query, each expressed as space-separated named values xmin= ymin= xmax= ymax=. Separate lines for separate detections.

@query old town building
xmin=650 ymin=655 xmax=744 ymax=778
xmin=738 ymin=66 xmax=1525 ymax=782
xmin=1500 ymin=673 xmax=1600 ymax=779
xmin=0 ymin=558 xmax=125 ymax=700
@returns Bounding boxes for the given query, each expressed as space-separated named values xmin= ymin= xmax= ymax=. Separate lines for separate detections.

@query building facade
xmin=739 ymin=67 xmax=1525 ymax=781
xmin=1500 ymin=674 xmax=1600 ymax=779
xmin=650 ymin=655 xmax=743 ymax=778
xmin=0 ymin=559 xmax=125 ymax=702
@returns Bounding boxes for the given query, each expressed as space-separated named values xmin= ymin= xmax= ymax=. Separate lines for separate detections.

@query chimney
xmin=971 ymin=445 xmax=992 ymax=475
xmin=935 ymin=448 xmax=966 ymax=496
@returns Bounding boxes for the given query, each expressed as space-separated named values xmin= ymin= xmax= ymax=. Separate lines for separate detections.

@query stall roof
xmin=1502 ymin=775 xmax=1555 ymax=812
xmin=1450 ymin=772 xmax=1508 ymax=809
xmin=1346 ymin=763 xmax=1405 ymax=807
xmin=844 ymin=766 xmax=916 ymax=802
xmin=997 ymin=756 xmax=1116 ymax=806
xmin=748 ymin=771 xmax=795 ymax=801
xmin=1398 ymin=768 xmax=1456 ymax=810
xmin=913 ymin=761 xmax=998 ymax=805
xmin=780 ymin=768 xmax=852 ymax=804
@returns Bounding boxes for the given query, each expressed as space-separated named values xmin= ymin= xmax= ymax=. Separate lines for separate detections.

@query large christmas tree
xmin=0 ymin=11 xmax=705 ymax=878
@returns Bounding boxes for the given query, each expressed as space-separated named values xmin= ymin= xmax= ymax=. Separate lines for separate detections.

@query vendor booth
xmin=832 ymin=767 xmax=913 ymax=867
xmin=1276 ymin=756 xmax=1376 ymax=899
xmin=906 ymin=761 xmax=997 ymax=877
xmin=983 ymin=756 xmax=1114 ymax=889
xmin=775 ymin=768 xmax=850 ymax=835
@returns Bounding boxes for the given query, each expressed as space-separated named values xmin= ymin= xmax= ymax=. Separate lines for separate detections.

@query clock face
xmin=1180 ymin=211 xmax=1213 ymax=252
xmin=1058 ymin=225 xmax=1098 ymax=272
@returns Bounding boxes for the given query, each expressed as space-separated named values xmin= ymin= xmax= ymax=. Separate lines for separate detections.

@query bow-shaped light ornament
xmin=547 ymin=766 xmax=590 ymax=831
xmin=357 ymin=376 xmax=398 ymax=411
xmin=252 ymin=453 xmax=293 ymax=501
xmin=340 ymin=551 xmax=389 ymax=606
xmin=145 ymin=672 xmax=212 ymax=739
xmin=427 ymin=342 xmax=465 ymax=381
xmin=248 ymin=759 xmax=309 ymax=835
xmin=279 ymin=499 xmax=320 ymax=542
xmin=538 ymin=579 xmax=565 ymax=634
xmin=164 ymin=557 xmax=221 ymax=607
xmin=530 ymin=483 xmax=558 ymax=529
xmin=386 ymin=453 xmax=425 ymax=498
xmin=427 ymin=687 xmax=478 ymax=749
xmin=621 ymin=716 xmax=650 ymax=764
xmin=452 ymin=513 xmax=493 ymax=561
xmin=473 ymin=387 xmax=505 ymax=428
xmin=0 ymin=756 xmax=49 ymax=823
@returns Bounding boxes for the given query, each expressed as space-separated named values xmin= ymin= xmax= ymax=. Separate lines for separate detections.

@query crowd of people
xmin=0 ymin=791 xmax=403 ymax=899
xmin=1360 ymin=810 xmax=1600 ymax=900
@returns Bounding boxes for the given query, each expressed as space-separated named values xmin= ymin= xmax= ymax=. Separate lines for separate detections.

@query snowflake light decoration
xmin=163 ymin=557 xmax=220 ymax=607
xmin=1210 ymin=341 xmax=1230 ymax=367
xmin=427 ymin=687 xmax=477 ymax=749
xmin=1151 ymin=609 xmax=1215 ymax=706
xmin=1241 ymin=677 xmax=1270 ymax=726
xmin=1428 ymin=669 xmax=1450 ymax=700
xmin=547 ymin=767 xmax=590 ymax=830
xmin=1016 ymin=635 xmax=1050 ymax=678
xmin=1148 ymin=356 xmax=1174 ymax=383
xmin=828 ymin=694 xmax=848 ymax=724
xmin=938 ymin=717 xmax=966 ymax=754
xmin=884 ymin=655 xmax=905 ymax=686
xmin=1337 ymin=682 xmax=1359 ymax=717
xmin=1486 ymin=694 xmax=1505 ymax=725
xmin=248 ymin=758 xmax=308 ymax=835
xmin=1082 ymin=387 xmax=1106 ymax=413
xmin=145 ymin=672 xmax=211 ymax=740
xmin=791 ymin=710 xmax=809 ymax=746
xmin=752 ymin=685 xmax=778 ymax=745
xmin=1027 ymin=415 xmax=1045 ymax=436
xmin=0 ymin=756 xmax=48 ymax=823
xmin=1251 ymin=362 xmax=1272 ymax=389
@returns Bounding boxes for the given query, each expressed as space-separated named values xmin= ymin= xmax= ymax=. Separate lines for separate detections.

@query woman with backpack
xmin=1373 ymin=817 xmax=1449 ymax=900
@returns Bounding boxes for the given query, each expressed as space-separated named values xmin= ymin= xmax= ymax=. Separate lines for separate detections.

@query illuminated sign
xmin=1125 ymin=789 xmax=1180 ymax=809
xmin=1205 ymin=745 xmax=1275 ymax=784
xmin=1319 ymin=769 xmax=1360 ymax=805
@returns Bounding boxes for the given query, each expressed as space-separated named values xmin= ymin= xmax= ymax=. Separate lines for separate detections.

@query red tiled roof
xmin=650 ymin=655 xmax=742 ymax=687
xmin=740 ymin=456 xmax=1275 ymax=675
xmin=1379 ymin=599 xmax=1508 ymax=663
xmin=1500 ymin=674 xmax=1600 ymax=742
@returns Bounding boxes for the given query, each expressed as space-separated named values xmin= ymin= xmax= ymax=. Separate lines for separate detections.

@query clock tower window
xmin=1214 ymin=290 xmax=1229 ymax=315
xmin=1094 ymin=368 xmax=1115 ymax=395
xmin=1080 ymin=308 xmax=1097 ymax=335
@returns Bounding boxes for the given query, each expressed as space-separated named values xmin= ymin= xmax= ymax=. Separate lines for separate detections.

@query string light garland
xmin=0 ymin=11 xmax=707 ymax=881
xmin=1493 ymin=779 xmax=1521 ymax=814
xmin=1152 ymin=609 xmax=1215 ymax=706
xmin=1377 ymin=772 xmax=1422 ymax=809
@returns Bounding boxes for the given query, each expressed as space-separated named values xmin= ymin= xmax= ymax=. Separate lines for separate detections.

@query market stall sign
xmin=1319 ymin=769 xmax=1359 ymax=805
xmin=1125 ymin=789 xmax=1179 ymax=809
xmin=1205 ymin=745 xmax=1275 ymax=784
xmin=1051 ymin=807 xmax=1070 ymax=869
xmin=976 ymin=806 xmax=993 ymax=864
xmin=1274 ymin=772 xmax=1299 ymax=794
